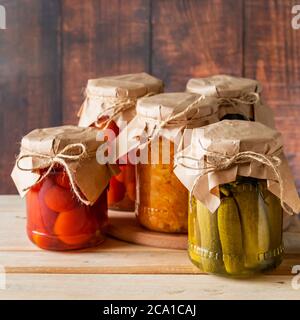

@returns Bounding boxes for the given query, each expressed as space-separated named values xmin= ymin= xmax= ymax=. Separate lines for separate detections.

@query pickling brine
xmin=26 ymin=167 xmax=108 ymax=251
xmin=188 ymin=177 xmax=283 ymax=276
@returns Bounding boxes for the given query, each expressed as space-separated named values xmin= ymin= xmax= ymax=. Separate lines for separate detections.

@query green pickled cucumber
xmin=232 ymin=183 xmax=260 ymax=269
xmin=197 ymin=201 xmax=223 ymax=273
xmin=217 ymin=197 xmax=244 ymax=275
xmin=262 ymin=189 xmax=283 ymax=252
xmin=257 ymin=194 xmax=271 ymax=256
xmin=188 ymin=195 xmax=201 ymax=262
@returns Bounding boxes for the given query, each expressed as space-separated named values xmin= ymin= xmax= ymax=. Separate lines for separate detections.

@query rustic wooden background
xmin=0 ymin=0 xmax=299 ymax=194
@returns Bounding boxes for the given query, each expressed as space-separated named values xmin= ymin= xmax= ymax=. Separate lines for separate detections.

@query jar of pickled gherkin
xmin=11 ymin=126 xmax=118 ymax=251
xmin=174 ymin=120 xmax=300 ymax=276
xmin=78 ymin=73 xmax=163 ymax=211
xmin=116 ymin=92 xmax=219 ymax=233
xmin=186 ymin=74 xmax=275 ymax=127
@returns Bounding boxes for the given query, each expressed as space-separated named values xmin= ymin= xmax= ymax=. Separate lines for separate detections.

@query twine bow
xmin=176 ymin=147 xmax=293 ymax=214
xmin=217 ymin=92 xmax=260 ymax=120
xmin=16 ymin=143 xmax=91 ymax=206
xmin=139 ymin=95 xmax=213 ymax=149
xmin=84 ymin=91 xmax=157 ymax=129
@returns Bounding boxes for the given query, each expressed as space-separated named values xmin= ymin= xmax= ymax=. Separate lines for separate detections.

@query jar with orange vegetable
xmin=116 ymin=92 xmax=219 ymax=233
xmin=78 ymin=73 xmax=163 ymax=211
xmin=12 ymin=126 xmax=117 ymax=251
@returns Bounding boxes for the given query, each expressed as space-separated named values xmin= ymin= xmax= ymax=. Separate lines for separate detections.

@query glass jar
xmin=136 ymin=137 xmax=188 ymax=233
xmin=94 ymin=116 xmax=136 ymax=211
xmin=26 ymin=167 xmax=108 ymax=251
xmin=188 ymin=177 xmax=283 ymax=276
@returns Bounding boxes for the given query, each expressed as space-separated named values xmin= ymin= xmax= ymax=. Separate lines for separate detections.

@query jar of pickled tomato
xmin=12 ymin=126 xmax=117 ymax=251
xmin=116 ymin=92 xmax=219 ymax=233
xmin=78 ymin=72 xmax=164 ymax=211
xmin=26 ymin=167 xmax=108 ymax=250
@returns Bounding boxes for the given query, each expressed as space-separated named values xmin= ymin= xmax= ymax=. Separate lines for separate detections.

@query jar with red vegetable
xmin=78 ymin=73 xmax=164 ymax=211
xmin=12 ymin=126 xmax=118 ymax=251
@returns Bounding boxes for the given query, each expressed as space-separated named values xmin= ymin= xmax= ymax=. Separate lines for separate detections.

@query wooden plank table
xmin=0 ymin=195 xmax=299 ymax=300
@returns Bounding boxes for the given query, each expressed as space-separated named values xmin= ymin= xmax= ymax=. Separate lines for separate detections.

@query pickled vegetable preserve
xmin=78 ymin=73 xmax=163 ymax=211
xmin=189 ymin=178 xmax=283 ymax=276
xmin=26 ymin=167 xmax=108 ymax=250
xmin=116 ymin=92 xmax=219 ymax=233
xmin=12 ymin=126 xmax=117 ymax=251
xmin=174 ymin=120 xmax=300 ymax=276
xmin=137 ymin=137 xmax=188 ymax=233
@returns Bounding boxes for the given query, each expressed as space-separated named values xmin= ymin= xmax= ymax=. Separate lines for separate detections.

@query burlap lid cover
xmin=114 ymin=92 xmax=220 ymax=161
xmin=78 ymin=72 xmax=164 ymax=128
xmin=174 ymin=120 xmax=300 ymax=214
xmin=186 ymin=74 xmax=275 ymax=128
xmin=11 ymin=126 xmax=118 ymax=205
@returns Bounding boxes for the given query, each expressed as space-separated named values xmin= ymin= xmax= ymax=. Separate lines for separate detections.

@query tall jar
xmin=78 ymin=73 xmax=163 ymax=211
xmin=116 ymin=92 xmax=219 ymax=233
xmin=174 ymin=120 xmax=300 ymax=276
xmin=12 ymin=126 xmax=118 ymax=251
xmin=189 ymin=178 xmax=283 ymax=276
xmin=186 ymin=74 xmax=275 ymax=127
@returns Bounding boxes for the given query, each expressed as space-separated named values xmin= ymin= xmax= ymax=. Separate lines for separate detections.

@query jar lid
xmin=174 ymin=120 xmax=300 ymax=214
xmin=186 ymin=74 xmax=261 ymax=98
xmin=191 ymin=120 xmax=281 ymax=154
xmin=86 ymin=72 xmax=163 ymax=98
xmin=11 ymin=126 xmax=118 ymax=205
xmin=136 ymin=92 xmax=218 ymax=123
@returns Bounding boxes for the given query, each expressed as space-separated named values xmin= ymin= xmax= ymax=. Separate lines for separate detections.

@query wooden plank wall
xmin=0 ymin=0 xmax=299 ymax=193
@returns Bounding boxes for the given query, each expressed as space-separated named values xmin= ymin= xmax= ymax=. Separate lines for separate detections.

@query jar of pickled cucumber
xmin=189 ymin=178 xmax=283 ymax=276
xmin=12 ymin=126 xmax=118 ymax=251
xmin=116 ymin=92 xmax=219 ymax=233
xmin=78 ymin=73 xmax=163 ymax=211
xmin=186 ymin=74 xmax=275 ymax=127
xmin=174 ymin=120 xmax=300 ymax=276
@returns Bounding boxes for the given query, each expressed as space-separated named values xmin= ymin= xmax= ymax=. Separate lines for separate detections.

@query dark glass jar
xmin=26 ymin=167 xmax=108 ymax=251
xmin=188 ymin=177 xmax=283 ymax=276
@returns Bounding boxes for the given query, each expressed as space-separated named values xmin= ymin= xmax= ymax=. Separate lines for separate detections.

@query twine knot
xmin=176 ymin=148 xmax=292 ymax=214
xmin=16 ymin=143 xmax=91 ymax=206
xmin=217 ymin=92 xmax=260 ymax=120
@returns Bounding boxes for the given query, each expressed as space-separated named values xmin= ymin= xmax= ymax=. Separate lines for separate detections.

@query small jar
xmin=137 ymin=137 xmax=188 ymax=233
xmin=12 ymin=126 xmax=117 ymax=251
xmin=117 ymin=92 xmax=219 ymax=233
xmin=189 ymin=177 xmax=283 ymax=276
xmin=186 ymin=74 xmax=275 ymax=127
xmin=26 ymin=167 xmax=108 ymax=250
xmin=78 ymin=73 xmax=163 ymax=211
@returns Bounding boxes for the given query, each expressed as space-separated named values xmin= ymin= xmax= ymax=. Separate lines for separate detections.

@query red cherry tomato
xmin=108 ymin=177 xmax=126 ymax=205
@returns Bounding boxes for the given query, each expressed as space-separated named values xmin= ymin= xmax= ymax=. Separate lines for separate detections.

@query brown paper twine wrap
xmin=78 ymin=72 xmax=164 ymax=128
xmin=111 ymin=92 xmax=221 ymax=162
xmin=174 ymin=120 xmax=300 ymax=215
xmin=186 ymin=74 xmax=275 ymax=128
xmin=11 ymin=126 xmax=119 ymax=206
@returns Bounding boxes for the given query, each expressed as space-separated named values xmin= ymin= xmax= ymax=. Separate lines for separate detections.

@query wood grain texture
xmin=244 ymin=0 xmax=300 ymax=190
xmin=0 ymin=0 xmax=61 ymax=194
xmin=151 ymin=0 xmax=243 ymax=91
xmin=62 ymin=0 xmax=151 ymax=124
xmin=1 ymin=274 xmax=299 ymax=300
